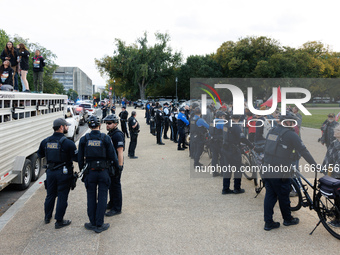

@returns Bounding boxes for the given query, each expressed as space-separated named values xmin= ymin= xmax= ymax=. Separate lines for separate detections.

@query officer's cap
xmin=179 ymin=107 xmax=185 ymax=112
xmin=53 ymin=118 xmax=71 ymax=127
xmin=121 ymin=106 xmax=126 ymax=109
xmin=163 ymin=102 xmax=169 ymax=106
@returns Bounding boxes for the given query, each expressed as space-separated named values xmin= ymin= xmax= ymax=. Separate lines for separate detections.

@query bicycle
xmin=289 ymin=167 xmax=340 ymax=239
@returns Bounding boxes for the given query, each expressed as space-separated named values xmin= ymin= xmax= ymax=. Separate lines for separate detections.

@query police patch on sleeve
xmin=118 ymin=141 xmax=124 ymax=146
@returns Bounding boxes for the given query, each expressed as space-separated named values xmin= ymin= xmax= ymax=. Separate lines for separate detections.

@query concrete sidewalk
xmin=0 ymin=109 xmax=338 ymax=255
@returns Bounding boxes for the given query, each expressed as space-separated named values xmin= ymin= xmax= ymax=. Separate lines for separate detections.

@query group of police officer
xmin=145 ymin=101 xmax=190 ymax=150
xmin=38 ymin=101 xmax=318 ymax=233
xmin=38 ymin=109 xmax=138 ymax=233
xmin=190 ymin=104 xmax=318 ymax=231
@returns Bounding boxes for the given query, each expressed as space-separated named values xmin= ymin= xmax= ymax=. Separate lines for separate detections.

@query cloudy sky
xmin=4 ymin=0 xmax=340 ymax=87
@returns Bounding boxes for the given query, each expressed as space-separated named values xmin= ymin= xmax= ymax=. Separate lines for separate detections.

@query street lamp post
xmin=113 ymin=79 xmax=116 ymax=104
xmin=175 ymin=77 xmax=178 ymax=101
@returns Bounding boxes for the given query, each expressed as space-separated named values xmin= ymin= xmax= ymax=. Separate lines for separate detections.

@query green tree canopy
xmin=95 ymin=32 xmax=182 ymax=100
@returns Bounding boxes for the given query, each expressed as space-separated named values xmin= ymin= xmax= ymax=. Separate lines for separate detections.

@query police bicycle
xmin=241 ymin=141 xmax=265 ymax=188
xmin=241 ymin=145 xmax=302 ymax=211
xmin=286 ymin=166 xmax=340 ymax=239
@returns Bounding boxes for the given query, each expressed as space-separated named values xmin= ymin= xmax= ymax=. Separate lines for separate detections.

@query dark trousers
xmin=146 ymin=111 xmax=150 ymax=124
xmin=171 ymin=123 xmax=178 ymax=142
xmin=84 ymin=169 xmax=111 ymax=227
xmin=33 ymin=71 xmax=43 ymax=92
xmin=264 ymin=178 xmax=292 ymax=223
xmin=178 ymin=127 xmax=185 ymax=148
xmin=163 ymin=118 xmax=169 ymax=138
xmin=102 ymin=109 xmax=107 ymax=120
xmin=222 ymin=149 xmax=242 ymax=190
xmin=128 ymin=132 xmax=138 ymax=156
xmin=150 ymin=120 xmax=156 ymax=134
xmin=108 ymin=174 xmax=122 ymax=212
xmin=211 ymin=141 xmax=222 ymax=168
xmin=194 ymin=140 xmax=205 ymax=164
xmin=248 ymin=132 xmax=255 ymax=143
xmin=156 ymin=124 xmax=163 ymax=143
xmin=44 ymin=168 xmax=71 ymax=221
xmin=121 ymin=120 xmax=129 ymax=138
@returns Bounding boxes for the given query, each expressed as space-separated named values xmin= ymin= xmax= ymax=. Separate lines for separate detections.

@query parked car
xmin=65 ymin=106 xmax=80 ymax=141
xmin=134 ymin=99 xmax=144 ymax=109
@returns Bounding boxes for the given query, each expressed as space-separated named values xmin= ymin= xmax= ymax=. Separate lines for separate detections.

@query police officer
xmin=222 ymin=115 xmax=253 ymax=194
xmin=128 ymin=111 xmax=139 ymax=158
xmin=263 ymin=112 xmax=317 ymax=231
xmin=119 ymin=106 xmax=129 ymax=138
xmin=163 ymin=102 xmax=170 ymax=139
xmin=78 ymin=115 xmax=119 ymax=233
xmin=155 ymin=105 xmax=165 ymax=145
xmin=170 ymin=107 xmax=178 ymax=142
xmin=150 ymin=102 xmax=156 ymax=135
xmin=146 ymin=101 xmax=151 ymax=124
xmin=103 ymin=114 xmax=125 ymax=217
xmin=37 ymin=118 xmax=77 ymax=229
xmin=210 ymin=111 xmax=227 ymax=177
xmin=177 ymin=107 xmax=189 ymax=150
xmin=191 ymin=108 xmax=209 ymax=166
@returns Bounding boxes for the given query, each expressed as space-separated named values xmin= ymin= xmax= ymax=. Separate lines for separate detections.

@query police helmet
xmin=191 ymin=102 xmax=199 ymax=109
xmin=88 ymin=115 xmax=100 ymax=128
xmin=231 ymin=114 xmax=241 ymax=119
xmin=279 ymin=112 xmax=298 ymax=122
xmin=215 ymin=111 xmax=224 ymax=118
xmin=103 ymin=114 xmax=119 ymax=124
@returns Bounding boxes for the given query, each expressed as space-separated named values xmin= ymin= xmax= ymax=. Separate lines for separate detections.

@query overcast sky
xmin=4 ymin=0 xmax=340 ymax=87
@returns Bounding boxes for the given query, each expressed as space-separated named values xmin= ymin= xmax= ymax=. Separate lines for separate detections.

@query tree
xmin=67 ymin=89 xmax=78 ymax=101
xmin=95 ymin=32 xmax=182 ymax=99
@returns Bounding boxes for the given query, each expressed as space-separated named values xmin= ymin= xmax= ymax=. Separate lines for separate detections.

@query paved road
xmin=0 ymin=109 xmax=338 ymax=255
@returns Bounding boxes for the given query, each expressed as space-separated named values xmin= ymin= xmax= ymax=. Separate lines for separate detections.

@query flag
xmin=336 ymin=112 xmax=340 ymax=122
xmin=261 ymin=86 xmax=281 ymax=107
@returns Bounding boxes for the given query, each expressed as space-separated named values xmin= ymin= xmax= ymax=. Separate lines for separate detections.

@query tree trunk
xmin=139 ymin=83 xmax=146 ymax=100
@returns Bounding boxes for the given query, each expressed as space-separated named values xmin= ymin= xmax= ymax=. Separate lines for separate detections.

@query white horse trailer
xmin=0 ymin=92 xmax=67 ymax=191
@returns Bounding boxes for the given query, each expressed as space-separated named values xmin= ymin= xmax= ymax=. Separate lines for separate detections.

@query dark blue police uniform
xmin=38 ymin=132 xmax=77 ymax=223
xmin=128 ymin=115 xmax=139 ymax=157
xmin=191 ymin=115 xmax=209 ymax=166
xmin=177 ymin=111 xmax=189 ymax=149
xmin=222 ymin=121 xmax=253 ymax=193
xmin=107 ymin=127 xmax=125 ymax=214
xmin=78 ymin=130 xmax=118 ymax=227
xmin=263 ymin=124 xmax=316 ymax=226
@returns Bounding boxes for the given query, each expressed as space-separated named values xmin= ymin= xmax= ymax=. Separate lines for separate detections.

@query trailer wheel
xmin=16 ymin=159 xmax=32 ymax=190
xmin=30 ymin=153 xmax=41 ymax=181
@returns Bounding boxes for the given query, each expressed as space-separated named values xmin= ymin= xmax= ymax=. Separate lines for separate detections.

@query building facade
xmin=53 ymin=67 xmax=93 ymax=99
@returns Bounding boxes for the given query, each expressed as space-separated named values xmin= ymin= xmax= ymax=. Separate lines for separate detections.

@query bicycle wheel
xmin=289 ymin=179 xmax=302 ymax=211
xmin=242 ymin=154 xmax=253 ymax=180
xmin=315 ymin=192 xmax=340 ymax=240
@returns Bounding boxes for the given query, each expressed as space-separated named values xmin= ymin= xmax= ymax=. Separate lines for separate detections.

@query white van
xmin=0 ymin=92 xmax=67 ymax=191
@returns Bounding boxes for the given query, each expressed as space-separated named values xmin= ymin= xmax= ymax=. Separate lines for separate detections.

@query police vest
xmin=209 ymin=121 xmax=223 ymax=141
xmin=191 ymin=118 xmax=206 ymax=137
xmin=264 ymin=126 xmax=292 ymax=159
xmin=84 ymin=133 xmax=107 ymax=160
xmin=163 ymin=107 xmax=170 ymax=117
xmin=45 ymin=136 xmax=67 ymax=164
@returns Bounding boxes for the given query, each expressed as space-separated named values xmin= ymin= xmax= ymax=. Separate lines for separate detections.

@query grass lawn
xmin=302 ymin=108 xmax=340 ymax=129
